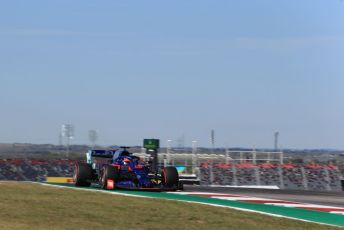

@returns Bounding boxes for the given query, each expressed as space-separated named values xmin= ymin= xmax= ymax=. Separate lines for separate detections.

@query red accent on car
xmin=135 ymin=165 xmax=144 ymax=169
xmin=107 ymin=180 xmax=114 ymax=189
xmin=111 ymin=164 xmax=120 ymax=170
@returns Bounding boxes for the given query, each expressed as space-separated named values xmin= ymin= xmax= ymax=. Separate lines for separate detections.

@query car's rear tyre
xmin=74 ymin=163 xmax=92 ymax=187
xmin=100 ymin=165 xmax=119 ymax=189
xmin=161 ymin=166 xmax=179 ymax=187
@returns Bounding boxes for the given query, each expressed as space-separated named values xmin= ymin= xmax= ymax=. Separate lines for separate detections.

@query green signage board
xmin=143 ymin=139 xmax=160 ymax=149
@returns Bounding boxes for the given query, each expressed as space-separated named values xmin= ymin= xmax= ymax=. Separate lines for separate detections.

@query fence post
xmin=232 ymin=163 xmax=238 ymax=186
xmin=192 ymin=154 xmax=197 ymax=175
xmin=255 ymin=166 xmax=261 ymax=186
xmin=301 ymin=167 xmax=308 ymax=190
xmin=209 ymin=164 xmax=214 ymax=185
xmin=279 ymin=152 xmax=284 ymax=165
xmin=225 ymin=149 xmax=230 ymax=164
xmin=278 ymin=166 xmax=284 ymax=189
xmin=324 ymin=168 xmax=332 ymax=191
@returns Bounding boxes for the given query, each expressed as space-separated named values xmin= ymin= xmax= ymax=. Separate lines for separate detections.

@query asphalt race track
xmin=185 ymin=185 xmax=344 ymax=208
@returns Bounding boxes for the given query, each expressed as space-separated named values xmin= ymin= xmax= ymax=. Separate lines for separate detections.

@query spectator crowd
xmin=0 ymin=159 xmax=74 ymax=182
xmin=0 ymin=159 xmax=342 ymax=191
xmin=199 ymin=162 xmax=342 ymax=191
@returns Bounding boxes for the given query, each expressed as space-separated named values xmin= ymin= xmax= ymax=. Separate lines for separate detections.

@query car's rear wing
xmin=90 ymin=150 xmax=116 ymax=158
xmin=86 ymin=150 xmax=117 ymax=164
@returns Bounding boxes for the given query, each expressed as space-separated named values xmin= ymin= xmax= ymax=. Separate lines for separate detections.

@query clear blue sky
xmin=0 ymin=1 xmax=343 ymax=149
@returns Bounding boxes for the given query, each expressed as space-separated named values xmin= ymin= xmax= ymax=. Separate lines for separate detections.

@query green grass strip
xmin=45 ymin=183 xmax=344 ymax=227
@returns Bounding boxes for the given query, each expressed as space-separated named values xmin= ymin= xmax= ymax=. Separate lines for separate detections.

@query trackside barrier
xmin=46 ymin=177 xmax=74 ymax=183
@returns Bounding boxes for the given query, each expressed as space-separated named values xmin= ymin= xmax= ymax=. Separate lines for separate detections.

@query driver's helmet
xmin=121 ymin=150 xmax=130 ymax=156
xmin=123 ymin=157 xmax=131 ymax=165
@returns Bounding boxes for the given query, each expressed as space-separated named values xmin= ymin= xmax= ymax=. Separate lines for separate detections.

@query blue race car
xmin=74 ymin=147 xmax=181 ymax=191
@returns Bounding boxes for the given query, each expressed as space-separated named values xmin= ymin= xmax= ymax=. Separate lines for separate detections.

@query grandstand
xmin=0 ymin=159 xmax=74 ymax=182
xmin=158 ymin=150 xmax=342 ymax=191
xmin=0 ymin=150 xmax=342 ymax=191
xmin=198 ymin=162 xmax=342 ymax=191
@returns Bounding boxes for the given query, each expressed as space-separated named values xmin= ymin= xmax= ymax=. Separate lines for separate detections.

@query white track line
xmin=266 ymin=203 xmax=344 ymax=209
xmin=214 ymin=197 xmax=278 ymax=201
xmin=168 ymin=192 xmax=239 ymax=196
xmin=173 ymin=192 xmax=344 ymax=214
xmin=331 ymin=212 xmax=344 ymax=215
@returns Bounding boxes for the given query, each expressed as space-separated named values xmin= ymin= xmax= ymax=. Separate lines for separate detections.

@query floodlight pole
xmin=279 ymin=145 xmax=284 ymax=164
xmin=225 ymin=146 xmax=229 ymax=164
xmin=67 ymin=137 xmax=70 ymax=159
xmin=211 ymin=129 xmax=215 ymax=154
xmin=61 ymin=124 xmax=74 ymax=159
xmin=88 ymin=130 xmax=98 ymax=149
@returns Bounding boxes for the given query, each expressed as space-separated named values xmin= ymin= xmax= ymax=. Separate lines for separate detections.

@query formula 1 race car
xmin=74 ymin=147 xmax=182 ymax=191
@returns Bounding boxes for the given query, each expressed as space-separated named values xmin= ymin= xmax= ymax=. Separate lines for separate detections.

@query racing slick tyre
xmin=100 ymin=165 xmax=119 ymax=189
xmin=74 ymin=163 xmax=92 ymax=187
xmin=161 ymin=166 xmax=179 ymax=187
